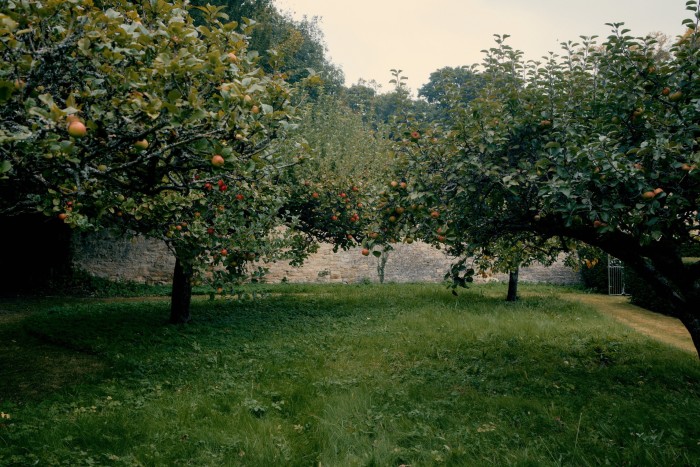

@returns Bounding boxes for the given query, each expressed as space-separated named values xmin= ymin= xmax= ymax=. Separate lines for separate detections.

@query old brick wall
xmin=72 ymin=232 xmax=581 ymax=285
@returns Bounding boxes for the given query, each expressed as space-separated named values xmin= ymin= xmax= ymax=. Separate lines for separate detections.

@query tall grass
xmin=1 ymin=283 xmax=699 ymax=465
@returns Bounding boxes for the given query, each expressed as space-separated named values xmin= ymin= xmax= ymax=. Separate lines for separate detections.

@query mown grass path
xmin=562 ymin=292 xmax=697 ymax=355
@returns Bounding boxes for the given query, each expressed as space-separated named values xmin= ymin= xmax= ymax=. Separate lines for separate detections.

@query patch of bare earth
xmin=563 ymin=293 xmax=697 ymax=356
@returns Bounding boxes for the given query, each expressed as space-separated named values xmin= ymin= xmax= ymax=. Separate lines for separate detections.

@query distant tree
xmin=190 ymin=1 xmax=343 ymax=94
xmin=344 ymin=78 xmax=381 ymax=108
xmin=276 ymin=86 xmax=392 ymax=257
xmin=418 ymin=65 xmax=485 ymax=121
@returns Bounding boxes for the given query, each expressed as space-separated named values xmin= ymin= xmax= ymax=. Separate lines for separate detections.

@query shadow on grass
xmin=1 ymin=284 xmax=440 ymax=401
xmin=5 ymin=283 xmax=700 ymax=405
xmin=3 ymin=284 xmax=700 ymax=465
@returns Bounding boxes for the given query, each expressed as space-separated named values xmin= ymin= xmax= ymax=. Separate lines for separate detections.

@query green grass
xmin=1 ymin=283 xmax=699 ymax=466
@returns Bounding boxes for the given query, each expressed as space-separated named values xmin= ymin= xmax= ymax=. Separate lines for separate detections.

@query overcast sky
xmin=273 ymin=0 xmax=692 ymax=93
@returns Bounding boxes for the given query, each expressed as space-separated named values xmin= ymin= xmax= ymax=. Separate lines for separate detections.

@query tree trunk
xmin=679 ymin=306 xmax=700 ymax=359
xmin=170 ymin=256 xmax=193 ymax=324
xmin=506 ymin=267 xmax=519 ymax=302
xmin=376 ymin=249 xmax=389 ymax=284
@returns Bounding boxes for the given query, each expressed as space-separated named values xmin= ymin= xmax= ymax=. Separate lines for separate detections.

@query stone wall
xmin=72 ymin=232 xmax=582 ymax=286
xmin=72 ymin=231 xmax=176 ymax=285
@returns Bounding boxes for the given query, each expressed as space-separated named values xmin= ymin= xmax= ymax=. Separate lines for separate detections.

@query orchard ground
xmin=1 ymin=283 xmax=699 ymax=465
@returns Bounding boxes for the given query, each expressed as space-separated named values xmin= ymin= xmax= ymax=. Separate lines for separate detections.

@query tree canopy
xmin=368 ymin=5 xmax=700 ymax=353
xmin=0 ymin=0 xmax=357 ymax=322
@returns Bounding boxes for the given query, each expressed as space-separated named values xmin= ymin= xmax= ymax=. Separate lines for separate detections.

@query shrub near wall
xmin=580 ymin=259 xmax=608 ymax=294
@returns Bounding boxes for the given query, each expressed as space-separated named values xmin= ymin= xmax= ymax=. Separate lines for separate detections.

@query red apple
xmin=361 ymin=248 xmax=370 ymax=256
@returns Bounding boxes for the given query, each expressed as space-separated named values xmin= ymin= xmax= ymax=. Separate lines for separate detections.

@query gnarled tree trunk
xmin=678 ymin=296 xmax=700 ymax=358
xmin=170 ymin=256 xmax=193 ymax=324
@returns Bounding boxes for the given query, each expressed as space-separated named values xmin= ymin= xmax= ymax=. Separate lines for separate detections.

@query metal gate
xmin=608 ymin=255 xmax=625 ymax=295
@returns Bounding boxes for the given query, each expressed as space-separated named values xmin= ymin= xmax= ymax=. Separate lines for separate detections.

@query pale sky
xmin=274 ymin=0 xmax=692 ymax=93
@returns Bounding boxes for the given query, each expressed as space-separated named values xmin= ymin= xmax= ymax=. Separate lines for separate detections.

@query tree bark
xmin=679 ymin=300 xmax=700 ymax=358
xmin=506 ymin=267 xmax=519 ymax=302
xmin=170 ymin=256 xmax=193 ymax=324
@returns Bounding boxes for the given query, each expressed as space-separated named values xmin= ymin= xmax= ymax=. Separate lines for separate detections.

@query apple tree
xmin=369 ymin=3 xmax=700 ymax=354
xmin=274 ymin=87 xmax=394 ymax=263
xmin=0 ymin=0 xmax=323 ymax=322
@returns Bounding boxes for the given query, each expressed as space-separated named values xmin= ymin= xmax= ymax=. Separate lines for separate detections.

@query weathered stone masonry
xmin=72 ymin=231 xmax=582 ymax=285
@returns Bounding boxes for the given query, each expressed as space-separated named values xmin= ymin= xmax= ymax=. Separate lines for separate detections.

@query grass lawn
xmin=1 ymin=283 xmax=699 ymax=466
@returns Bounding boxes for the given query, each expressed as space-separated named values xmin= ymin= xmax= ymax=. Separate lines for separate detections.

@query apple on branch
xmin=211 ymin=154 xmax=225 ymax=167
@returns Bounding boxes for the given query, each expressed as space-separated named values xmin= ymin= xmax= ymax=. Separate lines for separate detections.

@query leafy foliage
xmin=0 ymin=1 xmax=360 ymax=320
xmin=190 ymin=0 xmax=344 ymax=93
xmin=369 ymin=3 xmax=700 ymax=352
